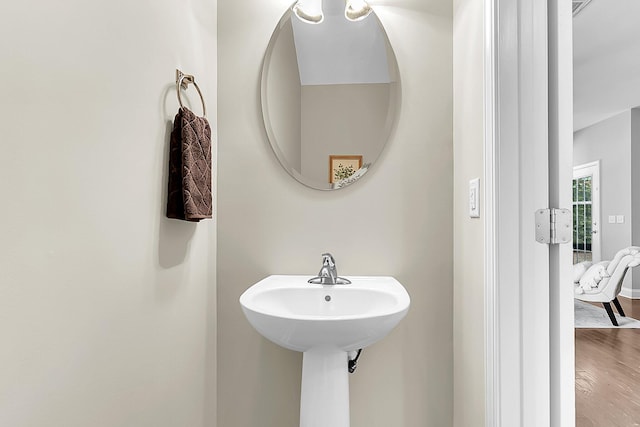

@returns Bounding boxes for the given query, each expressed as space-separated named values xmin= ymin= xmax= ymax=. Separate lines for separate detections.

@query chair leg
xmin=612 ymin=297 xmax=626 ymax=317
xmin=603 ymin=302 xmax=619 ymax=326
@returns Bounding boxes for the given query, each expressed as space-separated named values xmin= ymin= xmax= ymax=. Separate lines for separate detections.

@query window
xmin=573 ymin=175 xmax=593 ymax=263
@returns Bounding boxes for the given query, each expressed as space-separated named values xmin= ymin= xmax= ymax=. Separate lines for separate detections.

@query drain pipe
xmin=348 ymin=349 xmax=363 ymax=373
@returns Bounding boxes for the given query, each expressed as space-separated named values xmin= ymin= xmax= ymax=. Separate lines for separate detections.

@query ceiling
xmin=573 ymin=0 xmax=640 ymax=131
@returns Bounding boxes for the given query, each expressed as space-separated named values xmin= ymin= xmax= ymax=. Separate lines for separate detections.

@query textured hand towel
xmin=167 ymin=107 xmax=212 ymax=221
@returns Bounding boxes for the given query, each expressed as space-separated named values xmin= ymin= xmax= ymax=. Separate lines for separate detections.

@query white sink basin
xmin=240 ymin=275 xmax=410 ymax=352
xmin=240 ymin=275 xmax=410 ymax=427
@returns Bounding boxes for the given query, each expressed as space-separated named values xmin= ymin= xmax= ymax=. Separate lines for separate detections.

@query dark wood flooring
xmin=576 ymin=297 xmax=640 ymax=427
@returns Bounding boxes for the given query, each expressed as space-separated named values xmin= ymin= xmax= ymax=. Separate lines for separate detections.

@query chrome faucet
xmin=308 ymin=253 xmax=351 ymax=285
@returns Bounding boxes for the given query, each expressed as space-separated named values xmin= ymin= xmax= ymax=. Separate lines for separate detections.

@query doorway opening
xmin=572 ymin=1 xmax=640 ymax=424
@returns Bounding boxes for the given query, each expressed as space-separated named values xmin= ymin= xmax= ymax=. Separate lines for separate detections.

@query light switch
xmin=469 ymin=178 xmax=480 ymax=218
xmin=617 ymin=215 xmax=625 ymax=224
xmin=609 ymin=215 xmax=616 ymax=224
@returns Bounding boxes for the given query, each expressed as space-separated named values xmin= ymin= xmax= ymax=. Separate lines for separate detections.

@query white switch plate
xmin=617 ymin=215 xmax=625 ymax=224
xmin=469 ymin=178 xmax=480 ymax=218
xmin=608 ymin=215 xmax=616 ymax=224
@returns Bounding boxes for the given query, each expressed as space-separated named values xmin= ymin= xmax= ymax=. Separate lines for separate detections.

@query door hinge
xmin=535 ymin=208 xmax=572 ymax=245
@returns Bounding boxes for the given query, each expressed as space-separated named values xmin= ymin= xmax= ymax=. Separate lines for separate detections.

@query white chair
xmin=574 ymin=246 xmax=640 ymax=326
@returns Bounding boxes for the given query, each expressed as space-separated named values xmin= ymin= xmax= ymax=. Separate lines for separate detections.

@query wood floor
xmin=576 ymin=297 xmax=640 ymax=427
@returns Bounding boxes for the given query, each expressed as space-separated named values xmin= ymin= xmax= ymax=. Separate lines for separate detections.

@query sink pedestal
xmin=300 ymin=348 xmax=350 ymax=427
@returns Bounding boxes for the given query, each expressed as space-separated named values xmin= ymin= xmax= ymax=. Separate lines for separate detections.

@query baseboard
xmin=620 ymin=286 xmax=640 ymax=299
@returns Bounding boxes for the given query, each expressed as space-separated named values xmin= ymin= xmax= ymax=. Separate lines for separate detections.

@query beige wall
xmin=218 ymin=0 xmax=453 ymax=426
xmin=301 ymin=83 xmax=391 ymax=183
xmin=452 ymin=0 xmax=485 ymax=425
xmin=0 ymin=1 xmax=217 ymax=426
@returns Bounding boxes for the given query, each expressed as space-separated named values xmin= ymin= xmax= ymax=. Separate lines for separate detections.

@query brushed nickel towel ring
xmin=176 ymin=69 xmax=207 ymax=118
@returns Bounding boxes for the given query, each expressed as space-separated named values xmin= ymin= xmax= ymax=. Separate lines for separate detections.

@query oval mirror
xmin=261 ymin=0 xmax=400 ymax=190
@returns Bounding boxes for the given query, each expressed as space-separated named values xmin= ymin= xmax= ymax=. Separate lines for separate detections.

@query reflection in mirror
xmin=261 ymin=0 xmax=400 ymax=190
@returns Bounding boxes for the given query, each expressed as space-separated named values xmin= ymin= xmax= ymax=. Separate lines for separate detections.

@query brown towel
xmin=167 ymin=107 xmax=212 ymax=221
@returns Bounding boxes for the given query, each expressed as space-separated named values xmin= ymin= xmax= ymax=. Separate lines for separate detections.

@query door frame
xmin=573 ymin=160 xmax=602 ymax=262
xmin=484 ymin=0 xmax=574 ymax=425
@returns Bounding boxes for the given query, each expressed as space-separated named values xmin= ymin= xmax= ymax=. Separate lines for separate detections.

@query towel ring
xmin=176 ymin=69 xmax=207 ymax=118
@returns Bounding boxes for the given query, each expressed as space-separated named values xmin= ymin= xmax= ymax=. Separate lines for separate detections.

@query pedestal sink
xmin=239 ymin=275 xmax=410 ymax=427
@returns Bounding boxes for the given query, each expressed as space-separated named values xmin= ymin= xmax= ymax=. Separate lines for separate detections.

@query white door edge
xmin=548 ymin=0 xmax=576 ymax=425
xmin=484 ymin=0 xmax=572 ymax=425
xmin=483 ymin=0 xmax=498 ymax=424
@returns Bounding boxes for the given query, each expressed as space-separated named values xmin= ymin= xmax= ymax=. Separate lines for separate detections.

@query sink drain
xmin=325 ymin=295 xmax=331 ymax=302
